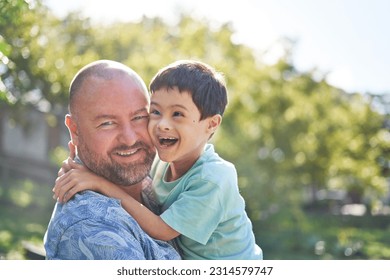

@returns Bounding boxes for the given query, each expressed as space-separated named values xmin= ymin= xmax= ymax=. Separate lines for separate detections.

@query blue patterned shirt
xmin=44 ymin=190 xmax=181 ymax=260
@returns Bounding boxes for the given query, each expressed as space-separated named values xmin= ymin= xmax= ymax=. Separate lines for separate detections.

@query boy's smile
xmin=158 ymin=136 xmax=178 ymax=147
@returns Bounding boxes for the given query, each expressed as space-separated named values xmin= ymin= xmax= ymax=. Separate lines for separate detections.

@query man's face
xmin=67 ymin=75 xmax=156 ymax=186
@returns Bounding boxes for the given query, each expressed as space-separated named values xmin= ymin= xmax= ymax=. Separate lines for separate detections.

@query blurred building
xmin=0 ymin=107 xmax=69 ymax=186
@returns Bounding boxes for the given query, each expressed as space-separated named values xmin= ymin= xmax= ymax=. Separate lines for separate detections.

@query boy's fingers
xmin=53 ymin=172 xmax=72 ymax=198
xmin=59 ymin=157 xmax=75 ymax=175
xmin=57 ymin=167 xmax=65 ymax=177
xmin=69 ymin=160 xmax=83 ymax=169
xmin=56 ymin=170 xmax=83 ymax=202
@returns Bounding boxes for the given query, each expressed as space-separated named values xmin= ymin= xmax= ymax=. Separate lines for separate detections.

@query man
xmin=44 ymin=60 xmax=181 ymax=260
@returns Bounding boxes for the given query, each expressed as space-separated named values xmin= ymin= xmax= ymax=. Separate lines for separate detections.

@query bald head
xmin=69 ymin=60 xmax=148 ymax=115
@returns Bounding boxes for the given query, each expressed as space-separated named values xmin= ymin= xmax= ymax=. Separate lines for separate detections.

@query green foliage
xmin=216 ymin=57 xmax=389 ymax=219
xmin=0 ymin=0 xmax=29 ymax=26
xmin=49 ymin=145 xmax=68 ymax=167
xmin=0 ymin=179 xmax=54 ymax=259
xmin=255 ymin=213 xmax=390 ymax=259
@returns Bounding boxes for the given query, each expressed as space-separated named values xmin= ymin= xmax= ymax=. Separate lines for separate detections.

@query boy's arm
xmin=53 ymin=161 xmax=180 ymax=241
xmin=119 ymin=193 xmax=180 ymax=241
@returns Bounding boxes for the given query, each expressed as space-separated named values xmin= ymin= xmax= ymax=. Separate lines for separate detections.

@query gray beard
xmin=77 ymin=141 xmax=155 ymax=186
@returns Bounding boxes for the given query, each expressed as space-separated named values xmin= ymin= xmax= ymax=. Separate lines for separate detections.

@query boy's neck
xmin=166 ymin=165 xmax=186 ymax=182
xmin=165 ymin=145 xmax=207 ymax=181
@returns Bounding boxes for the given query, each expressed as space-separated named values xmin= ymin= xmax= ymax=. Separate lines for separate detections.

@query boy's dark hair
xmin=149 ymin=60 xmax=228 ymax=120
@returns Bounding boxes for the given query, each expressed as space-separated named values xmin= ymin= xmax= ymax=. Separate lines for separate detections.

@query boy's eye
xmin=150 ymin=109 xmax=160 ymax=115
xmin=173 ymin=111 xmax=183 ymax=117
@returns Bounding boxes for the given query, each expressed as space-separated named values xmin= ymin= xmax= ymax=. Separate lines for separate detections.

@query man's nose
xmin=118 ymin=125 xmax=138 ymax=145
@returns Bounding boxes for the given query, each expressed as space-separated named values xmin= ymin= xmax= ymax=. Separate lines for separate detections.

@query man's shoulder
xmin=50 ymin=191 xmax=125 ymax=229
xmin=65 ymin=190 xmax=120 ymax=214
xmin=45 ymin=190 xmax=182 ymax=260
xmin=45 ymin=191 xmax=137 ymax=257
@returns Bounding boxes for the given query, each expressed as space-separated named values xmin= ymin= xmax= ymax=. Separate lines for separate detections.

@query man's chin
xmin=101 ymin=164 xmax=150 ymax=186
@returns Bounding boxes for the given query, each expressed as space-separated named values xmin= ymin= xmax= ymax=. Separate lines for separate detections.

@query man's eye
xmin=100 ymin=121 xmax=114 ymax=126
xmin=133 ymin=115 xmax=149 ymax=121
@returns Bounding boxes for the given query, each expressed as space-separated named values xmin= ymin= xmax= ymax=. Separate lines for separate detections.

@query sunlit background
xmin=0 ymin=0 xmax=389 ymax=260
xmin=46 ymin=0 xmax=390 ymax=94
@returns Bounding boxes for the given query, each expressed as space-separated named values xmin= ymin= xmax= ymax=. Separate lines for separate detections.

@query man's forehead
xmin=79 ymin=75 xmax=148 ymax=99
xmin=73 ymin=82 xmax=149 ymax=118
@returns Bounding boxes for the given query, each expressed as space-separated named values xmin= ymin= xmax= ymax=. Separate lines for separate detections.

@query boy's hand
xmin=53 ymin=162 xmax=103 ymax=203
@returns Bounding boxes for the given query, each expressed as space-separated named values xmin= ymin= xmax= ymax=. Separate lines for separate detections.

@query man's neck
xmin=122 ymin=181 xmax=144 ymax=203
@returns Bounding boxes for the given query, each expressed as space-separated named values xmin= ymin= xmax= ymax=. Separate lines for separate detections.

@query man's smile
xmin=115 ymin=149 xmax=139 ymax=156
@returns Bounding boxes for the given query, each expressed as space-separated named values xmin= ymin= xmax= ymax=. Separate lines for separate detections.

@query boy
xmin=54 ymin=60 xmax=262 ymax=260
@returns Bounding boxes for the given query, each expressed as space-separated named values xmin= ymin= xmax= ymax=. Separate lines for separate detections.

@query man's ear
xmin=65 ymin=114 xmax=79 ymax=146
xmin=207 ymin=114 xmax=222 ymax=134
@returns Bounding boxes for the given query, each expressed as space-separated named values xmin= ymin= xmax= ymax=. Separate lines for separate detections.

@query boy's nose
xmin=157 ymin=118 xmax=172 ymax=131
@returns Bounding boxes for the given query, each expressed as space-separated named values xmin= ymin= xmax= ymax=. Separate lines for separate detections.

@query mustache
xmin=111 ymin=141 xmax=151 ymax=153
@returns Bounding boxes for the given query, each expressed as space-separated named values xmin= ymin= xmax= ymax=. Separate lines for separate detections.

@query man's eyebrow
xmin=93 ymin=114 xmax=116 ymax=121
xmin=93 ymin=109 xmax=148 ymax=121
xmin=133 ymin=108 xmax=149 ymax=114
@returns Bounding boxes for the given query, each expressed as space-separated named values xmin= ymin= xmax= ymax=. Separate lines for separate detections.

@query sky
xmin=44 ymin=0 xmax=390 ymax=95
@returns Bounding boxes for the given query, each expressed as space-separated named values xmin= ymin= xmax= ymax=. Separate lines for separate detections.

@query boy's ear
xmin=65 ymin=114 xmax=79 ymax=146
xmin=207 ymin=114 xmax=222 ymax=133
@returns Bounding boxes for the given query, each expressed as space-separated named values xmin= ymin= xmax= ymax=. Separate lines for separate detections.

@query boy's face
xmin=148 ymin=87 xmax=217 ymax=169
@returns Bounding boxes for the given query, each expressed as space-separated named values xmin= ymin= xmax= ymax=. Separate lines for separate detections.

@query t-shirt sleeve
xmin=160 ymin=179 xmax=225 ymax=245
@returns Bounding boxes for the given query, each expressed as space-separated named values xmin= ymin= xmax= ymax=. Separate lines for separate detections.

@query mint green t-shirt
xmin=150 ymin=144 xmax=263 ymax=260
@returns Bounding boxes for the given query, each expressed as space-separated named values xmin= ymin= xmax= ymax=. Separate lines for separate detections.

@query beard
xmin=77 ymin=137 xmax=156 ymax=186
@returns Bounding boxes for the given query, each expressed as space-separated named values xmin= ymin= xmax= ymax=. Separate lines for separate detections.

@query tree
xmin=1 ymin=0 xmax=388 ymax=217
xmin=216 ymin=51 xmax=389 ymax=217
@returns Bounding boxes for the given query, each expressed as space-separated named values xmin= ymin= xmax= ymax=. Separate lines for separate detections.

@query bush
xmin=0 ymin=179 xmax=55 ymax=259
xmin=254 ymin=211 xmax=390 ymax=260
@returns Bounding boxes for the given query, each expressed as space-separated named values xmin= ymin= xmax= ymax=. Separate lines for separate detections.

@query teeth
xmin=116 ymin=150 xmax=137 ymax=156
xmin=159 ymin=137 xmax=176 ymax=140
xmin=158 ymin=136 xmax=178 ymax=146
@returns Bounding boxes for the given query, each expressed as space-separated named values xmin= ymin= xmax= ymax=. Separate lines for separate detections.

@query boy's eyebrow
xmin=150 ymin=101 xmax=189 ymax=111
